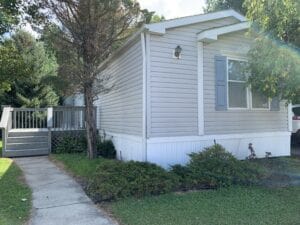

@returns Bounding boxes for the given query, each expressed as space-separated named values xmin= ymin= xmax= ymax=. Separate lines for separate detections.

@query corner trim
xmin=141 ymin=32 xmax=147 ymax=161
xmin=198 ymin=42 xmax=204 ymax=135
xmin=145 ymin=33 xmax=151 ymax=140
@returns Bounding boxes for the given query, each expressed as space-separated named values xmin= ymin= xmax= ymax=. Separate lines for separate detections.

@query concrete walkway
xmin=15 ymin=156 xmax=117 ymax=225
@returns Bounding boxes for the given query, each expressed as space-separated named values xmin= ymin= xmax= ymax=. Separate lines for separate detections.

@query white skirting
xmin=101 ymin=131 xmax=291 ymax=168
xmin=147 ymin=132 xmax=291 ymax=168
xmin=101 ymin=132 xmax=144 ymax=162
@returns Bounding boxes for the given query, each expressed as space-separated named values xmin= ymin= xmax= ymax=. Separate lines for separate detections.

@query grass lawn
xmin=0 ymin=142 xmax=32 ymax=225
xmin=51 ymin=153 xmax=109 ymax=179
xmin=110 ymin=186 xmax=300 ymax=225
xmin=52 ymin=154 xmax=300 ymax=225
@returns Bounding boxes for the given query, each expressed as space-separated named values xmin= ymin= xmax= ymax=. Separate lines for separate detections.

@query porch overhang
xmin=197 ymin=22 xmax=250 ymax=43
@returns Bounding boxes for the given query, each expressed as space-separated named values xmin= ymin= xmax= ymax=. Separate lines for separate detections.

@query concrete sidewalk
xmin=15 ymin=156 xmax=116 ymax=225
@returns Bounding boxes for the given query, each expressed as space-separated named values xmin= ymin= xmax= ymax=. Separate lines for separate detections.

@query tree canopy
xmin=204 ymin=0 xmax=246 ymax=14
xmin=244 ymin=0 xmax=300 ymax=103
xmin=0 ymin=0 xmax=20 ymax=36
xmin=0 ymin=30 xmax=59 ymax=107
xmin=37 ymin=0 xmax=143 ymax=158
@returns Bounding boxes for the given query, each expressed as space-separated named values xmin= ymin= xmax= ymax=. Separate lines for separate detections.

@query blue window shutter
xmin=215 ymin=55 xmax=227 ymax=111
xmin=271 ymin=97 xmax=280 ymax=111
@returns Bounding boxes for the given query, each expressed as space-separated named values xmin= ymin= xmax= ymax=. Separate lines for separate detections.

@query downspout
xmin=141 ymin=32 xmax=148 ymax=162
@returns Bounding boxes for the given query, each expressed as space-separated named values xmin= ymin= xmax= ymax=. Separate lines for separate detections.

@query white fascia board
xmin=145 ymin=9 xmax=246 ymax=35
xmin=197 ymin=22 xmax=250 ymax=42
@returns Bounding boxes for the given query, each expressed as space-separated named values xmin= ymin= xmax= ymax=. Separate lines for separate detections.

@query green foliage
xmin=0 ymin=30 xmax=59 ymax=107
xmin=54 ymin=133 xmax=116 ymax=159
xmin=247 ymin=37 xmax=300 ymax=101
xmin=172 ymin=144 xmax=262 ymax=189
xmin=244 ymin=0 xmax=300 ymax=103
xmin=87 ymin=160 xmax=178 ymax=201
xmin=55 ymin=134 xmax=87 ymax=154
xmin=204 ymin=0 xmax=246 ymax=14
xmin=97 ymin=139 xmax=116 ymax=159
xmin=170 ymin=164 xmax=194 ymax=190
xmin=245 ymin=0 xmax=300 ymax=46
xmin=0 ymin=1 xmax=45 ymax=38
xmin=0 ymin=0 xmax=20 ymax=36
xmin=0 ymin=40 xmax=26 ymax=92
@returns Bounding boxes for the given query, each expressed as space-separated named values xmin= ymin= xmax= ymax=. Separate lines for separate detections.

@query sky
xmin=138 ymin=0 xmax=206 ymax=19
xmin=20 ymin=0 xmax=207 ymax=37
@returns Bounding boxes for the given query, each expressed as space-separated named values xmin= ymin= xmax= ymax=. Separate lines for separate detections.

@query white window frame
xmin=226 ymin=57 xmax=270 ymax=111
xmin=227 ymin=57 xmax=250 ymax=110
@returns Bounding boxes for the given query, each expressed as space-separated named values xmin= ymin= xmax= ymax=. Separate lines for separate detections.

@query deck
xmin=0 ymin=106 xmax=93 ymax=157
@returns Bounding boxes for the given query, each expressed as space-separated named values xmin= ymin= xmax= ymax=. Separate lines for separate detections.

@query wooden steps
xmin=3 ymin=130 xmax=49 ymax=157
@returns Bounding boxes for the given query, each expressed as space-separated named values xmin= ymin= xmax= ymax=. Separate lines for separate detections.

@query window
xmin=251 ymin=91 xmax=269 ymax=109
xmin=227 ymin=58 xmax=270 ymax=109
xmin=228 ymin=59 xmax=248 ymax=108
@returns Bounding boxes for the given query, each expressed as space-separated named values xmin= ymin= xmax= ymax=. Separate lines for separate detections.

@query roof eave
xmin=145 ymin=9 xmax=246 ymax=35
xmin=197 ymin=22 xmax=250 ymax=43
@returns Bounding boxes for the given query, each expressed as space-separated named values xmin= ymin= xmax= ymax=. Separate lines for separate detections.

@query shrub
xmin=170 ymin=164 xmax=194 ymax=190
xmin=87 ymin=160 xmax=178 ymax=201
xmin=55 ymin=134 xmax=87 ymax=154
xmin=185 ymin=144 xmax=261 ymax=188
xmin=97 ymin=139 xmax=116 ymax=159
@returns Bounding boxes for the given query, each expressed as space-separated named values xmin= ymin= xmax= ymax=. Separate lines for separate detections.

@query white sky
xmin=20 ymin=0 xmax=207 ymax=37
xmin=138 ymin=0 xmax=206 ymax=19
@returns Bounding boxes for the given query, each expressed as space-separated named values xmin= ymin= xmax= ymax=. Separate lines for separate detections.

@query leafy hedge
xmin=87 ymin=160 xmax=178 ymax=202
xmin=55 ymin=134 xmax=87 ymax=154
xmin=171 ymin=144 xmax=262 ymax=189
xmin=55 ymin=143 xmax=262 ymax=202
xmin=54 ymin=133 xmax=116 ymax=159
xmin=97 ymin=139 xmax=116 ymax=159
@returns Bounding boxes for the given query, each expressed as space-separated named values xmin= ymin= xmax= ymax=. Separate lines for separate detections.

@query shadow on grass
xmin=252 ymin=157 xmax=300 ymax=188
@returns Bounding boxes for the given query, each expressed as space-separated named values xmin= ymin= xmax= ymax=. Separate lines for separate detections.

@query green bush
xmin=97 ymin=139 xmax=116 ymax=159
xmin=55 ymin=134 xmax=87 ymax=154
xmin=87 ymin=160 xmax=178 ymax=202
xmin=187 ymin=144 xmax=261 ymax=188
xmin=170 ymin=164 xmax=194 ymax=190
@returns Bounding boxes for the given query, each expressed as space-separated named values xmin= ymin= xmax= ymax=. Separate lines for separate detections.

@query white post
xmin=47 ymin=107 xmax=53 ymax=153
xmin=47 ymin=107 xmax=53 ymax=128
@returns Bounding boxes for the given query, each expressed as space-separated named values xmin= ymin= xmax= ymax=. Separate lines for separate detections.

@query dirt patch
xmin=99 ymin=203 xmax=122 ymax=225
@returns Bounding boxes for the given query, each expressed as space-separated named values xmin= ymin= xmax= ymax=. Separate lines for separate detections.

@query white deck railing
xmin=0 ymin=106 xmax=90 ymax=131
xmin=0 ymin=106 xmax=95 ymax=155
xmin=52 ymin=106 xmax=86 ymax=130
xmin=12 ymin=108 xmax=48 ymax=129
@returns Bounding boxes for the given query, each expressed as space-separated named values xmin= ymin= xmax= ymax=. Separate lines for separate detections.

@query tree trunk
xmin=84 ymin=84 xmax=97 ymax=159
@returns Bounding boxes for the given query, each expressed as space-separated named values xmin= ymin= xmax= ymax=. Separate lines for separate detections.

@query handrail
xmin=0 ymin=107 xmax=13 ymax=155
xmin=0 ymin=107 xmax=12 ymax=129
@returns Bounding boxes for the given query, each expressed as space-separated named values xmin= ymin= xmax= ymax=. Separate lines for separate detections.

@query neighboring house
xmin=64 ymin=93 xmax=85 ymax=106
xmin=94 ymin=10 xmax=292 ymax=168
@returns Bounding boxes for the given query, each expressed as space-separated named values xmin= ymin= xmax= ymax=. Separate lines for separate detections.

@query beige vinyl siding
xmin=148 ymin=17 xmax=239 ymax=137
xmin=95 ymin=38 xmax=143 ymax=136
xmin=203 ymin=31 xmax=288 ymax=134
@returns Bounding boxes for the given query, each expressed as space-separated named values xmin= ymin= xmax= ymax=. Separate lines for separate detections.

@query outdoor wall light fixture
xmin=174 ymin=45 xmax=182 ymax=59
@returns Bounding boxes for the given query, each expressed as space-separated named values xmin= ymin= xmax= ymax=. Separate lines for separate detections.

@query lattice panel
xmin=51 ymin=130 xmax=86 ymax=152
